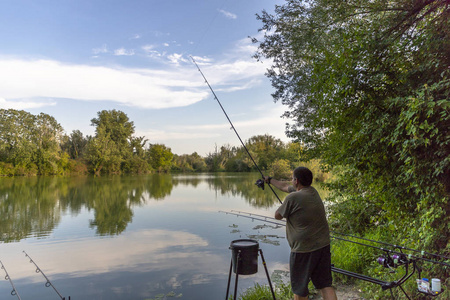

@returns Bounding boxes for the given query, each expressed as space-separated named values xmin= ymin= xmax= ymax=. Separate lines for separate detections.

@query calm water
xmin=0 ymin=173 xmax=298 ymax=300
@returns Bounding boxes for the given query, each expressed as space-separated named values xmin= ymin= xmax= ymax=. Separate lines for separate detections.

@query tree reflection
xmin=0 ymin=173 xmax=324 ymax=242
xmin=0 ymin=177 xmax=61 ymax=242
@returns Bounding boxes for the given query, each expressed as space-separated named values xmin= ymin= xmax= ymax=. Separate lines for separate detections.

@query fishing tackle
xmin=191 ymin=56 xmax=282 ymax=204
xmin=0 ymin=260 xmax=22 ymax=300
xmin=228 ymin=210 xmax=450 ymax=268
xmin=221 ymin=210 xmax=448 ymax=299
xmin=23 ymin=251 xmax=70 ymax=300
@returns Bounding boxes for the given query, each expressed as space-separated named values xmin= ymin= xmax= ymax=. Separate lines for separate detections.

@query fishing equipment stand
xmin=225 ymin=239 xmax=276 ymax=300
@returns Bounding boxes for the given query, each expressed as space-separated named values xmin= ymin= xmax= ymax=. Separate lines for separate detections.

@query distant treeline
xmin=0 ymin=108 xmax=320 ymax=177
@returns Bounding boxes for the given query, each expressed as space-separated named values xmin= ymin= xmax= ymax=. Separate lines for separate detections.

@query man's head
xmin=293 ymin=167 xmax=313 ymax=187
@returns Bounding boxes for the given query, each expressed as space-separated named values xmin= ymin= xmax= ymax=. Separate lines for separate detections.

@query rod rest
xmin=331 ymin=265 xmax=395 ymax=290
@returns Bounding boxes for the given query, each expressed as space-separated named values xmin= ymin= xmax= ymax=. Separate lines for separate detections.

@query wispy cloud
xmin=92 ymin=44 xmax=108 ymax=55
xmin=0 ymin=37 xmax=269 ymax=111
xmin=114 ymin=48 xmax=135 ymax=56
xmin=0 ymin=97 xmax=57 ymax=109
xmin=219 ymin=9 xmax=237 ymax=19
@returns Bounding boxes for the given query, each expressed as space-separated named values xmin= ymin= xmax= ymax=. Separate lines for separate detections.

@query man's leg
xmin=320 ymin=286 xmax=337 ymax=300
xmin=294 ymin=294 xmax=308 ymax=300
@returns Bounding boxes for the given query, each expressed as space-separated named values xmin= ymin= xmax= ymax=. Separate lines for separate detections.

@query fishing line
xmin=191 ymin=56 xmax=282 ymax=204
xmin=190 ymin=0 xmax=230 ymax=55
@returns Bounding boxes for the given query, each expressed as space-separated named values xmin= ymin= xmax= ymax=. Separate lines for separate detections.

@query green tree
xmin=254 ymin=0 xmax=449 ymax=252
xmin=87 ymin=110 xmax=139 ymax=174
xmin=148 ymin=144 xmax=174 ymax=172
xmin=0 ymin=109 xmax=65 ymax=175
xmin=32 ymin=113 xmax=65 ymax=175
xmin=85 ymin=125 xmax=121 ymax=174
xmin=0 ymin=109 xmax=37 ymax=172
xmin=246 ymin=134 xmax=284 ymax=170
xmin=91 ymin=110 xmax=135 ymax=149
xmin=62 ymin=130 xmax=88 ymax=159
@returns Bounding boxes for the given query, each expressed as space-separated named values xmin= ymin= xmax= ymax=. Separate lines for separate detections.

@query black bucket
xmin=230 ymin=239 xmax=259 ymax=275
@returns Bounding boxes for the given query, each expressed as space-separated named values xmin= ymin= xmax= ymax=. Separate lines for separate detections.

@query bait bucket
xmin=230 ymin=239 xmax=259 ymax=275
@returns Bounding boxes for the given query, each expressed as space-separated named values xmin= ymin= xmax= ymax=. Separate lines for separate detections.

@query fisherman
xmin=265 ymin=167 xmax=337 ymax=300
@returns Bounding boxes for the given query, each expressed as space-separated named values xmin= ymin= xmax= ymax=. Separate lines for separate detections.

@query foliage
xmin=254 ymin=0 xmax=449 ymax=265
xmin=0 ymin=109 xmax=66 ymax=175
xmin=268 ymin=159 xmax=292 ymax=180
xmin=148 ymin=144 xmax=174 ymax=173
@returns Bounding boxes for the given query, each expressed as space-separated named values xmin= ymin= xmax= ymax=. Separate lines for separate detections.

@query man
xmin=265 ymin=167 xmax=337 ymax=300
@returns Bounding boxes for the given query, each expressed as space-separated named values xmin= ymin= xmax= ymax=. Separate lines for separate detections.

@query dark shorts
xmin=290 ymin=245 xmax=333 ymax=297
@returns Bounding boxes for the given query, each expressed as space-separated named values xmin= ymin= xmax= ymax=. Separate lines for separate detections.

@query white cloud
xmin=167 ymin=53 xmax=189 ymax=65
xmin=219 ymin=9 xmax=237 ymax=19
xmin=0 ymin=97 xmax=57 ymax=109
xmin=132 ymin=33 xmax=141 ymax=39
xmin=0 ymin=59 xmax=207 ymax=109
xmin=92 ymin=44 xmax=108 ymax=54
xmin=0 ymin=39 xmax=269 ymax=111
xmin=114 ymin=48 xmax=135 ymax=56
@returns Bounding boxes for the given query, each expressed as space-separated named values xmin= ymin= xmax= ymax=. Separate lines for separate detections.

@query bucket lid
xmin=230 ymin=239 xmax=259 ymax=248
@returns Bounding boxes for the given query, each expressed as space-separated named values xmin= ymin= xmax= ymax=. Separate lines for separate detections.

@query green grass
xmin=229 ymin=282 xmax=294 ymax=300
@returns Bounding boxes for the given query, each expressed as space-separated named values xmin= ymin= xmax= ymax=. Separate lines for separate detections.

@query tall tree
xmin=91 ymin=109 xmax=135 ymax=153
xmin=87 ymin=110 xmax=135 ymax=174
xmin=246 ymin=134 xmax=284 ymax=170
xmin=254 ymin=0 xmax=449 ymax=250
xmin=0 ymin=109 xmax=64 ymax=175
xmin=147 ymin=144 xmax=174 ymax=172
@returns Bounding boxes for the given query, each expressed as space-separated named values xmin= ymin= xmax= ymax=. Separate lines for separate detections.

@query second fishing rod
xmin=191 ymin=56 xmax=282 ymax=204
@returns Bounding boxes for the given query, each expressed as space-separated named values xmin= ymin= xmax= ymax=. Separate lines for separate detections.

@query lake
xmin=0 ymin=173 xmax=297 ymax=300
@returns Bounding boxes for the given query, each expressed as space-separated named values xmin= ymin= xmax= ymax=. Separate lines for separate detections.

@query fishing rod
xmin=220 ymin=210 xmax=285 ymax=227
xmin=23 ymin=251 xmax=69 ymax=300
xmin=0 ymin=260 xmax=22 ymax=300
xmin=191 ymin=56 xmax=282 ymax=204
xmin=224 ymin=210 xmax=450 ymax=268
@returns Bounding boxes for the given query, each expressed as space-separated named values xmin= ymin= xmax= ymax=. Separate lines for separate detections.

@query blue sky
xmin=0 ymin=0 xmax=289 ymax=155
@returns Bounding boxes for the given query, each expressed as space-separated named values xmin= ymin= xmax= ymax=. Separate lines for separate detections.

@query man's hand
xmin=274 ymin=211 xmax=283 ymax=220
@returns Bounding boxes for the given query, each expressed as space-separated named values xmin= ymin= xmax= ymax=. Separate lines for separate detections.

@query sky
xmin=0 ymin=0 xmax=290 ymax=155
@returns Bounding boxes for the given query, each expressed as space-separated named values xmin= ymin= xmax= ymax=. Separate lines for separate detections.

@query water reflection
xmin=0 ymin=173 xmax=299 ymax=299
xmin=0 ymin=173 xmax=286 ymax=241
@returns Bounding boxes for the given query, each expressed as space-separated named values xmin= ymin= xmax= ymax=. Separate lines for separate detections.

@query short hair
xmin=293 ymin=167 xmax=313 ymax=186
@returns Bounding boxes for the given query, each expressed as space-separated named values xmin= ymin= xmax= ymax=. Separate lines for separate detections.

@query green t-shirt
xmin=276 ymin=186 xmax=330 ymax=253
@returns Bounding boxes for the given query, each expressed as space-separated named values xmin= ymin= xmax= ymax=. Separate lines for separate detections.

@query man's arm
xmin=264 ymin=176 xmax=291 ymax=193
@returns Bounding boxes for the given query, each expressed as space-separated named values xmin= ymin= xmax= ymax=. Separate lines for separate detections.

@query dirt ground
xmin=309 ymin=284 xmax=365 ymax=300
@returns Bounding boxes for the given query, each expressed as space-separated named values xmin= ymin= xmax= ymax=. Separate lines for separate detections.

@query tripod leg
xmin=225 ymin=258 xmax=233 ymax=300
xmin=234 ymin=252 xmax=240 ymax=300
xmin=259 ymin=249 xmax=276 ymax=300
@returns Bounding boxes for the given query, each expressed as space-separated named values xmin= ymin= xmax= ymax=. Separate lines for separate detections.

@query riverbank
xmin=310 ymin=283 xmax=363 ymax=300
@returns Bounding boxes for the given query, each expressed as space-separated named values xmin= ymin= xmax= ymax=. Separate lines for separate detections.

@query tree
xmin=91 ymin=109 xmax=135 ymax=156
xmin=62 ymin=130 xmax=88 ymax=159
xmin=85 ymin=125 xmax=121 ymax=174
xmin=246 ymin=134 xmax=284 ymax=170
xmin=254 ymin=0 xmax=449 ymax=251
xmin=32 ymin=113 xmax=64 ymax=174
xmin=148 ymin=144 xmax=174 ymax=172
xmin=0 ymin=109 xmax=64 ymax=175
xmin=87 ymin=110 xmax=137 ymax=174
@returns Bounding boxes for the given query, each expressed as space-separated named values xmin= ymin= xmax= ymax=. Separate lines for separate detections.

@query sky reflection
xmin=0 ymin=174 xmax=290 ymax=299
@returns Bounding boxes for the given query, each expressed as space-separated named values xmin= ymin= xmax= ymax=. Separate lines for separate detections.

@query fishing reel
xmin=377 ymin=253 xmax=408 ymax=272
xmin=255 ymin=179 xmax=265 ymax=190
xmin=377 ymin=255 xmax=396 ymax=273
